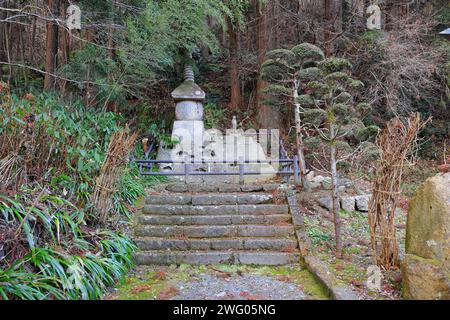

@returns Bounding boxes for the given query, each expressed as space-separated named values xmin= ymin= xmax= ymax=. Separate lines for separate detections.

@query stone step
xmin=145 ymin=193 xmax=274 ymax=206
xmin=141 ymin=204 xmax=288 ymax=216
xmin=134 ymin=225 xmax=295 ymax=238
xmin=134 ymin=237 xmax=298 ymax=251
xmin=138 ymin=214 xmax=291 ymax=226
xmin=165 ymin=183 xmax=288 ymax=193
xmin=134 ymin=251 xmax=300 ymax=266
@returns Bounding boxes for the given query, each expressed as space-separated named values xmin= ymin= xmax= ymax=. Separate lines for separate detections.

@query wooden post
xmin=293 ymin=155 xmax=300 ymax=186
xmin=239 ymin=156 xmax=244 ymax=185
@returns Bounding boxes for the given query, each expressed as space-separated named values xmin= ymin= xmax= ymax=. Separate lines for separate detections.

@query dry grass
xmin=91 ymin=126 xmax=138 ymax=223
xmin=368 ymin=113 xmax=430 ymax=270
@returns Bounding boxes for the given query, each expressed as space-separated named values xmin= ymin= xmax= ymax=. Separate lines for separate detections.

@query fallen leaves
xmin=156 ymin=286 xmax=180 ymax=300
xmin=130 ymin=284 xmax=153 ymax=294
xmin=239 ymin=291 xmax=266 ymax=300
xmin=437 ymin=163 xmax=450 ymax=173
xmin=350 ymin=280 xmax=364 ymax=288
xmin=153 ymin=270 xmax=167 ymax=281
xmin=276 ymin=275 xmax=292 ymax=283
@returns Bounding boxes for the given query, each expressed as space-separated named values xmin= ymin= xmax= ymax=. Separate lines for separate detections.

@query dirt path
xmin=106 ymin=264 xmax=329 ymax=300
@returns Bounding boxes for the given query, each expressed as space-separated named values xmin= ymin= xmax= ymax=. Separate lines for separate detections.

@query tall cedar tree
xmin=44 ymin=0 xmax=59 ymax=90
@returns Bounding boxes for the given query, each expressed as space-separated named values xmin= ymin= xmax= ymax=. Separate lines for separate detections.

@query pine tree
xmin=261 ymin=43 xmax=325 ymax=189
xmin=301 ymin=56 xmax=380 ymax=257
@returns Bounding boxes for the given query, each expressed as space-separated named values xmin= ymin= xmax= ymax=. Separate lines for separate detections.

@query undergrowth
xmin=0 ymin=86 xmax=155 ymax=299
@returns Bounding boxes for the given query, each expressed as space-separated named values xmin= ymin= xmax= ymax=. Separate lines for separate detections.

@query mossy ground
xmin=299 ymin=190 xmax=407 ymax=300
xmin=105 ymin=264 xmax=329 ymax=300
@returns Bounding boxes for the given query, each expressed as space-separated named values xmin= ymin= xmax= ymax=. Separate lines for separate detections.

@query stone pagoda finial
xmin=184 ymin=65 xmax=195 ymax=81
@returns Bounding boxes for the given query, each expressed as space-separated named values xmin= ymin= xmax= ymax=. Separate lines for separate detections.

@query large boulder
xmin=402 ymin=173 xmax=450 ymax=300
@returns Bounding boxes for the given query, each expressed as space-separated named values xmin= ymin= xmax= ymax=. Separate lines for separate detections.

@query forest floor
xmin=297 ymin=160 xmax=439 ymax=300
xmin=105 ymin=264 xmax=329 ymax=300
xmin=298 ymin=189 xmax=404 ymax=300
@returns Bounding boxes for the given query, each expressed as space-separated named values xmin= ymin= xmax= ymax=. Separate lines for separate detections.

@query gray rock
xmin=309 ymin=181 xmax=322 ymax=190
xmin=340 ymin=196 xmax=356 ymax=212
xmin=317 ymin=197 xmax=336 ymax=211
xmin=311 ymin=175 xmax=327 ymax=183
xmin=402 ymin=173 xmax=450 ymax=299
xmin=338 ymin=178 xmax=353 ymax=188
xmin=355 ymin=195 xmax=370 ymax=212
xmin=306 ymin=171 xmax=315 ymax=181
xmin=321 ymin=180 xmax=332 ymax=190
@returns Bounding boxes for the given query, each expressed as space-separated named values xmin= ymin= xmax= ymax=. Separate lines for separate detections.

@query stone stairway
xmin=133 ymin=185 xmax=300 ymax=265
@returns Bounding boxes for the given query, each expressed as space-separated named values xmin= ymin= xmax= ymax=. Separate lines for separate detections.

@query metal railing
xmin=133 ymin=156 xmax=301 ymax=185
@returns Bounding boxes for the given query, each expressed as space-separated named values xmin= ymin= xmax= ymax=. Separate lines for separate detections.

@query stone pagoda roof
xmin=171 ymin=66 xmax=205 ymax=102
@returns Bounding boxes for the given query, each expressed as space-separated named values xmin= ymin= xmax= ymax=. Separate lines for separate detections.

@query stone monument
xmin=402 ymin=172 xmax=450 ymax=299
xmin=157 ymin=65 xmax=277 ymax=184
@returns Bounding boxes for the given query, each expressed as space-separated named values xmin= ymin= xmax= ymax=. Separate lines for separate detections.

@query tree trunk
xmin=293 ymin=80 xmax=310 ymax=190
xmin=44 ymin=0 xmax=59 ymax=90
xmin=227 ymin=17 xmax=242 ymax=110
xmin=256 ymin=0 xmax=280 ymax=129
xmin=84 ymin=27 xmax=96 ymax=107
xmin=330 ymin=124 xmax=343 ymax=257
xmin=323 ymin=0 xmax=343 ymax=56
xmin=29 ymin=15 xmax=37 ymax=64
xmin=0 ymin=1 xmax=7 ymax=80
xmin=59 ymin=1 xmax=70 ymax=93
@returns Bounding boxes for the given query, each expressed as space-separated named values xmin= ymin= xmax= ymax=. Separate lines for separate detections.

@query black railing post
xmin=293 ymin=155 xmax=300 ymax=186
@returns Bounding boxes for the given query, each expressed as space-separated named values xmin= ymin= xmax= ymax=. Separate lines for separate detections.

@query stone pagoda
xmin=157 ymin=65 xmax=276 ymax=184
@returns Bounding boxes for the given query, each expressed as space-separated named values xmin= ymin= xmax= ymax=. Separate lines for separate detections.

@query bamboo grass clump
xmin=368 ymin=113 xmax=429 ymax=270
xmin=91 ymin=126 xmax=138 ymax=223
